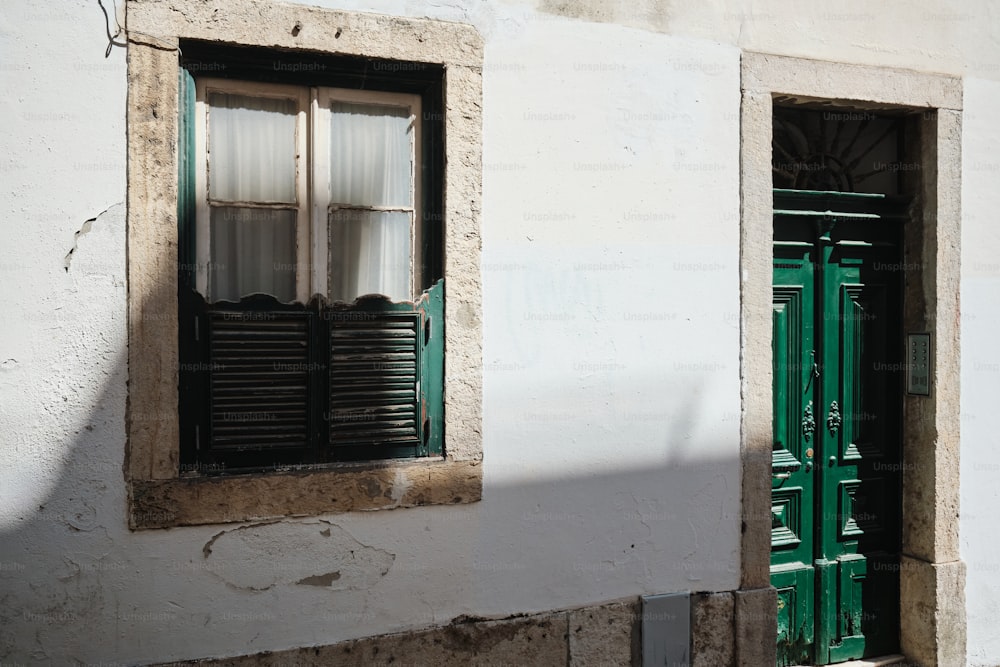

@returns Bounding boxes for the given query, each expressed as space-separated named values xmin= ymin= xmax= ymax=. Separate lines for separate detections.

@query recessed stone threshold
xmin=792 ymin=654 xmax=908 ymax=667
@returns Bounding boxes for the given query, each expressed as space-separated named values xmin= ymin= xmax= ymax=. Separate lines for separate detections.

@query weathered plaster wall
xmin=1 ymin=2 xmax=740 ymax=663
xmin=960 ymin=75 xmax=1000 ymax=667
xmin=1 ymin=0 xmax=998 ymax=665
xmin=528 ymin=0 xmax=1000 ymax=81
xmin=0 ymin=0 xmax=130 ymax=661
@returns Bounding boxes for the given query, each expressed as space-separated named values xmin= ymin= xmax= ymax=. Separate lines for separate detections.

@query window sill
xmin=128 ymin=458 xmax=481 ymax=530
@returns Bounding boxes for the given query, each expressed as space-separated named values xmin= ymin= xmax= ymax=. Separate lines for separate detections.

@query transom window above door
xmin=771 ymin=105 xmax=907 ymax=194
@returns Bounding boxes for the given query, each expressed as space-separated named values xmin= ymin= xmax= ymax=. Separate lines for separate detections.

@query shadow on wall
xmin=0 ymin=7 xmax=741 ymax=659
xmin=0 ymin=216 xmax=742 ymax=662
xmin=0 ymin=450 xmax=743 ymax=664
xmin=0 ymin=202 xmax=133 ymax=662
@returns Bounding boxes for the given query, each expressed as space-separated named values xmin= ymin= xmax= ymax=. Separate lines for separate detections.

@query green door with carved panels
xmin=771 ymin=189 xmax=905 ymax=666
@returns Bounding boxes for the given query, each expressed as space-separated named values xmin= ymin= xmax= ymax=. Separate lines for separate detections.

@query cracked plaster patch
xmin=64 ymin=217 xmax=95 ymax=271
xmin=63 ymin=202 xmax=125 ymax=273
xmin=201 ymin=520 xmax=394 ymax=591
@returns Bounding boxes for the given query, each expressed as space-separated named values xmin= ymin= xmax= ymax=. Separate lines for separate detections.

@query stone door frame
xmin=738 ymin=52 xmax=966 ymax=667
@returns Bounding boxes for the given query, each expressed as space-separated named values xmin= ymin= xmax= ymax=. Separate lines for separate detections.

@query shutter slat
xmin=329 ymin=312 xmax=421 ymax=448
xmin=211 ymin=378 xmax=309 ymax=386
xmin=209 ymin=311 xmax=310 ymax=451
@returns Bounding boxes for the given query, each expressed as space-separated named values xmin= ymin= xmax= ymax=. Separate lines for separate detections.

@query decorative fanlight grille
xmin=772 ymin=106 xmax=906 ymax=193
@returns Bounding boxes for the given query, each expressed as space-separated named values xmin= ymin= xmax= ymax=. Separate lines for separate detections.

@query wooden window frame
xmin=195 ymin=79 xmax=311 ymax=302
xmin=313 ymin=86 xmax=423 ymax=302
xmin=194 ymin=80 xmax=425 ymax=303
xmin=181 ymin=62 xmax=441 ymax=471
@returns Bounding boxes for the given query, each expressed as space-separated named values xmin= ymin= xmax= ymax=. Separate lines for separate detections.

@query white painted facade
xmin=0 ymin=0 xmax=997 ymax=664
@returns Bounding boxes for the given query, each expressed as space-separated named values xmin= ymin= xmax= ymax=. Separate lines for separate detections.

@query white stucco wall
xmin=960 ymin=75 xmax=1000 ymax=667
xmin=0 ymin=0 xmax=998 ymax=665
xmin=0 ymin=0 xmax=131 ymax=661
xmin=1 ymin=3 xmax=741 ymax=662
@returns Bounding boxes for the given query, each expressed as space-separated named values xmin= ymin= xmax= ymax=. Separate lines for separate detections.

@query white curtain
xmin=328 ymin=102 xmax=412 ymax=302
xmin=207 ymin=93 xmax=298 ymax=302
xmin=208 ymin=93 xmax=297 ymax=202
xmin=329 ymin=210 xmax=410 ymax=301
xmin=210 ymin=208 xmax=296 ymax=302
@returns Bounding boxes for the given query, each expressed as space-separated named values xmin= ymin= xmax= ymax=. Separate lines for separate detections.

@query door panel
xmin=771 ymin=190 xmax=904 ymax=666
xmin=772 ymin=237 xmax=817 ymax=663
xmin=820 ymin=222 xmax=902 ymax=663
xmin=773 ymin=566 xmax=815 ymax=665
xmin=829 ymin=554 xmax=866 ymax=663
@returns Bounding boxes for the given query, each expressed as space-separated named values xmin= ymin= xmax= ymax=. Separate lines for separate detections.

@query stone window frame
xmin=739 ymin=52 xmax=965 ymax=665
xmin=125 ymin=0 xmax=483 ymax=530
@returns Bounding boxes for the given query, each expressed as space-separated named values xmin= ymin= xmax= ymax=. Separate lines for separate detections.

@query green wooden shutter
xmin=181 ymin=286 xmax=444 ymax=470
xmin=177 ymin=66 xmax=204 ymax=471
xmin=181 ymin=294 xmax=322 ymax=472
xmin=323 ymin=279 xmax=444 ymax=461
xmin=418 ymin=279 xmax=444 ymax=456
xmin=208 ymin=307 xmax=312 ymax=453
xmin=177 ymin=67 xmax=196 ymax=288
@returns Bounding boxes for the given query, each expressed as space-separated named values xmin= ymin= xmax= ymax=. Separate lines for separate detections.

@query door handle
xmin=802 ymin=400 xmax=816 ymax=441
xmin=804 ymin=351 xmax=821 ymax=392
xmin=773 ymin=462 xmax=801 ymax=481
xmin=827 ymin=400 xmax=842 ymax=435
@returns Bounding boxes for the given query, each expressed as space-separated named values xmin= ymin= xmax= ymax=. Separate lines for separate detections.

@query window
xmin=177 ymin=46 xmax=445 ymax=472
xmin=125 ymin=2 xmax=482 ymax=529
xmin=192 ymin=81 xmax=423 ymax=303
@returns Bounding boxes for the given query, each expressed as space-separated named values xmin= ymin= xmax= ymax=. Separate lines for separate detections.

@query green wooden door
xmin=771 ymin=189 xmax=905 ymax=666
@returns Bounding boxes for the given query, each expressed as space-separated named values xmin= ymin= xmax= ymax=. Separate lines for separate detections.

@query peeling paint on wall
xmin=63 ymin=204 xmax=123 ymax=272
xmin=200 ymin=520 xmax=394 ymax=591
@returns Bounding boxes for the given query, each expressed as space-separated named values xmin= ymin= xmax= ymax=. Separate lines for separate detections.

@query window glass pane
xmin=210 ymin=207 xmax=297 ymax=302
xmin=208 ymin=93 xmax=297 ymax=203
xmin=329 ymin=102 xmax=412 ymax=207
xmin=329 ymin=209 xmax=411 ymax=302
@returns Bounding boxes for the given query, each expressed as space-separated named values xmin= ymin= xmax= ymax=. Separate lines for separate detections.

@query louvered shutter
xmin=179 ymin=294 xmax=320 ymax=471
xmin=208 ymin=310 xmax=311 ymax=452
xmin=328 ymin=312 xmax=421 ymax=446
xmin=179 ymin=281 xmax=443 ymax=471
xmin=324 ymin=279 xmax=444 ymax=460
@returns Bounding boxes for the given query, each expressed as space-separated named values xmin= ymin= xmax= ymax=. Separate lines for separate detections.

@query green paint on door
xmin=771 ymin=189 xmax=906 ymax=666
